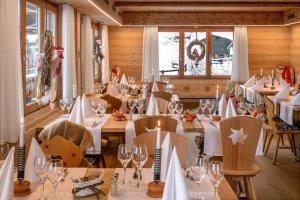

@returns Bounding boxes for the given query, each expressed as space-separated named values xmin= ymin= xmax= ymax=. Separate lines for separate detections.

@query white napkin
xmin=288 ymin=93 xmax=300 ymax=106
xmin=162 ymin=147 xmax=189 ymax=200
xmin=146 ymin=94 xmax=160 ymax=115
xmin=82 ymin=94 xmax=93 ymax=118
xmin=244 ymin=75 xmax=256 ymax=87
xmin=25 ymin=138 xmax=46 ymax=185
xmin=274 ymin=86 xmax=289 ymax=100
xmin=252 ymin=77 xmax=265 ymax=90
xmin=218 ymin=95 xmax=227 ymax=118
xmin=120 ymin=74 xmax=128 ymax=85
xmin=161 ymin=132 xmax=172 ymax=182
xmin=152 ymin=81 xmax=159 ymax=92
xmin=228 ymin=128 xmax=248 ymax=145
xmin=0 ymin=147 xmax=14 ymax=200
xmin=69 ymin=96 xmax=84 ymax=124
xmin=279 ymin=77 xmax=290 ymax=90
xmin=225 ymin=98 xmax=237 ymax=118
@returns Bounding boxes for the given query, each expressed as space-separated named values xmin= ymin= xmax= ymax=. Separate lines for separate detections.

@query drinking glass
xmin=162 ymin=77 xmax=169 ymax=84
xmin=99 ymin=84 xmax=106 ymax=95
xmin=117 ymin=144 xmax=132 ymax=184
xmin=168 ymin=101 xmax=177 ymax=116
xmin=48 ymin=159 xmax=64 ymax=199
xmin=132 ymin=144 xmax=148 ymax=188
xmin=175 ymin=103 xmax=183 ymax=124
xmin=34 ymin=157 xmax=49 ymax=200
xmin=136 ymin=98 xmax=144 ymax=116
xmin=166 ymin=84 xmax=174 ymax=94
xmin=128 ymin=98 xmax=137 ymax=115
xmin=0 ymin=144 xmax=9 ymax=168
xmin=206 ymin=99 xmax=215 ymax=115
xmin=59 ymin=99 xmax=66 ymax=114
xmin=66 ymin=100 xmax=73 ymax=116
xmin=199 ymin=99 xmax=207 ymax=116
xmin=208 ymin=161 xmax=224 ymax=198
xmin=121 ymin=85 xmax=129 ymax=96
xmin=98 ymin=103 xmax=107 ymax=123
xmin=191 ymin=156 xmax=208 ymax=184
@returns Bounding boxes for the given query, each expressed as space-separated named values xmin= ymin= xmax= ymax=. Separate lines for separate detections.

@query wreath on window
xmin=186 ymin=39 xmax=205 ymax=63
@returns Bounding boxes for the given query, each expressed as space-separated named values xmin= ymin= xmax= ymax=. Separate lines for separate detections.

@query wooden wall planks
xmin=290 ymin=23 xmax=300 ymax=76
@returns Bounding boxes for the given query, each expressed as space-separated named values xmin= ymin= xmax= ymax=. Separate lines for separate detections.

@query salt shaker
xmin=111 ymin=173 xmax=119 ymax=196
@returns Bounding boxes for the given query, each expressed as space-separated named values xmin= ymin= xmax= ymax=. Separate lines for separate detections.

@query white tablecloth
xmin=280 ymin=101 xmax=294 ymax=125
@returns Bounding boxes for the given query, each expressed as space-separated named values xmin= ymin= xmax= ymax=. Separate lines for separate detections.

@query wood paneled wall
xmin=248 ymin=26 xmax=291 ymax=76
xmin=290 ymin=24 xmax=300 ymax=76
xmin=108 ymin=26 xmax=143 ymax=80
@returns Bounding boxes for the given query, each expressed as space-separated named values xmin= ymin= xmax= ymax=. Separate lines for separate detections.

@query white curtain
xmin=81 ymin=15 xmax=94 ymax=94
xmin=142 ymin=27 xmax=159 ymax=81
xmin=62 ymin=4 xmax=77 ymax=100
xmin=101 ymin=25 xmax=110 ymax=83
xmin=0 ymin=0 xmax=23 ymax=144
xmin=231 ymin=26 xmax=249 ymax=83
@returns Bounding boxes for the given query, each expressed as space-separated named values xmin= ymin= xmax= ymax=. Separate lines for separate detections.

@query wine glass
xmin=121 ymin=84 xmax=129 ymax=97
xmin=132 ymin=144 xmax=148 ymax=188
xmin=199 ymin=99 xmax=207 ymax=116
xmin=34 ymin=156 xmax=49 ymax=200
xmin=99 ymin=84 xmax=106 ymax=95
xmin=136 ymin=98 xmax=144 ymax=117
xmin=175 ymin=103 xmax=183 ymax=124
xmin=168 ymin=101 xmax=177 ymax=116
xmin=128 ymin=98 xmax=137 ymax=118
xmin=0 ymin=144 xmax=9 ymax=168
xmin=117 ymin=144 xmax=132 ymax=184
xmin=66 ymin=100 xmax=73 ymax=116
xmin=48 ymin=159 xmax=64 ymax=199
xmin=59 ymin=99 xmax=66 ymax=114
xmin=98 ymin=102 xmax=107 ymax=123
xmin=206 ymin=99 xmax=215 ymax=115
xmin=208 ymin=161 xmax=224 ymax=198
xmin=166 ymin=84 xmax=174 ymax=94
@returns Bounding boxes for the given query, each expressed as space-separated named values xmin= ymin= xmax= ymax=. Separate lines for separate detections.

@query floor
xmin=102 ymin=135 xmax=300 ymax=200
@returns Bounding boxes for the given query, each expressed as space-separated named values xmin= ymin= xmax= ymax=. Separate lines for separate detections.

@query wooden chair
xmin=40 ymin=136 xmax=84 ymax=167
xmin=152 ymin=91 xmax=173 ymax=114
xmin=133 ymin=131 xmax=188 ymax=167
xmin=263 ymin=96 xmax=300 ymax=165
xmin=155 ymin=81 xmax=167 ymax=91
xmin=101 ymin=94 xmax=122 ymax=113
xmin=153 ymin=91 xmax=172 ymax=102
xmin=220 ymin=116 xmax=263 ymax=200
xmin=134 ymin=115 xmax=177 ymax=136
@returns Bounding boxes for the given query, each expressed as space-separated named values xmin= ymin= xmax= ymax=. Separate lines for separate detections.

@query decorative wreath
xmin=186 ymin=39 xmax=205 ymax=63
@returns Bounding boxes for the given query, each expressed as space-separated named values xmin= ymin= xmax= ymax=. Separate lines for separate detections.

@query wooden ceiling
xmin=54 ymin=0 xmax=300 ymax=26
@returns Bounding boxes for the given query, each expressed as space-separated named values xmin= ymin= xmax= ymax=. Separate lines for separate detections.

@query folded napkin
xmin=69 ymin=96 xmax=84 ymax=124
xmin=0 ymin=147 xmax=14 ymax=200
xmin=25 ymin=138 xmax=46 ymax=185
xmin=82 ymin=94 xmax=93 ymax=118
xmin=274 ymin=86 xmax=289 ymax=100
xmin=161 ymin=132 xmax=172 ymax=182
xmin=146 ymin=94 xmax=160 ymax=115
xmin=218 ymin=95 xmax=227 ymax=118
xmin=244 ymin=75 xmax=256 ymax=87
xmin=289 ymin=93 xmax=300 ymax=106
xmin=152 ymin=81 xmax=159 ymax=92
xmin=225 ymin=98 xmax=237 ymax=118
xmin=120 ymin=74 xmax=128 ymax=85
xmin=252 ymin=77 xmax=265 ymax=90
xmin=279 ymin=77 xmax=290 ymax=90
xmin=162 ymin=147 xmax=189 ymax=200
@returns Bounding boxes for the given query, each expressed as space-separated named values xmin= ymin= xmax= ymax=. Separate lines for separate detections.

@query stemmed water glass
xmin=199 ymin=99 xmax=207 ymax=117
xmin=99 ymin=84 xmax=106 ymax=95
xmin=208 ymin=161 xmax=224 ymax=198
xmin=191 ymin=155 xmax=208 ymax=199
xmin=175 ymin=103 xmax=183 ymax=124
xmin=98 ymin=102 xmax=107 ymax=123
xmin=128 ymin=98 xmax=137 ymax=120
xmin=121 ymin=84 xmax=129 ymax=96
xmin=132 ymin=144 xmax=148 ymax=188
xmin=59 ymin=99 xmax=66 ymax=115
xmin=206 ymin=99 xmax=215 ymax=115
xmin=136 ymin=98 xmax=144 ymax=117
xmin=166 ymin=84 xmax=174 ymax=94
xmin=34 ymin=156 xmax=49 ymax=200
xmin=161 ymin=77 xmax=169 ymax=84
xmin=168 ymin=101 xmax=177 ymax=116
xmin=66 ymin=100 xmax=73 ymax=116
xmin=117 ymin=144 xmax=132 ymax=184
xmin=48 ymin=159 xmax=64 ymax=199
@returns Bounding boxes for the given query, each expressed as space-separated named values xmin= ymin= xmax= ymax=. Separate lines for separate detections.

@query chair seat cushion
xmin=273 ymin=116 xmax=300 ymax=131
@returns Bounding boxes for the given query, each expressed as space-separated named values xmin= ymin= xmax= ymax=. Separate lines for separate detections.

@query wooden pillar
xmin=74 ymin=9 xmax=82 ymax=96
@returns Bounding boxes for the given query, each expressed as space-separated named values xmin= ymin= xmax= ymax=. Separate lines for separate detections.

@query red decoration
xmin=281 ymin=65 xmax=292 ymax=87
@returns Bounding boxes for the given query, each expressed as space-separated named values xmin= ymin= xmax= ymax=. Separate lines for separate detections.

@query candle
xmin=19 ymin=117 xmax=24 ymax=147
xmin=72 ymin=84 xmax=76 ymax=99
xmin=156 ymin=121 xmax=161 ymax=149
xmin=216 ymin=85 xmax=219 ymax=99
xmin=272 ymin=70 xmax=274 ymax=78
xmin=260 ymin=68 xmax=263 ymax=77
xmin=298 ymin=75 xmax=300 ymax=84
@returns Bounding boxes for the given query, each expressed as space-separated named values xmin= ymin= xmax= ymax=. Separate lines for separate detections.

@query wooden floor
xmin=102 ymin=135 xmax=300 ymax=200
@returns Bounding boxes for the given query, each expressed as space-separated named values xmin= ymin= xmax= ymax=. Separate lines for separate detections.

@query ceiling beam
xmin=122 ymin=12 xmax=283 ymax=26
xmin=114 ymin=0 xmax=300 ymax=2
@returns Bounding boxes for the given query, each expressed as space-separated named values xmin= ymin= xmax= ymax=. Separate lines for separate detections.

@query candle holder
xmin=215 ymin=98 xmax=219 ymax=116
xmin=14 ymin=146 xmax=31 ymax=197
xmin=270 ymin=78 xmax=275 ymax=90
xmin=146 ymin=148 xmax=165 ymax=198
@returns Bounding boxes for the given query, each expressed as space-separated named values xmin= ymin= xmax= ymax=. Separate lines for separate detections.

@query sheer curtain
xmin=62 ymin=4 xmax=77 ymax=100
xmin=231 ymin=26 xmax=249 ymax=83
xmin=81 ymin=15 xmax=94 ymax=94
xmin=142 ymin=27 xmax=159 ymax=81
xmin=0 ymin=0 xmax=23 ymax=144
xmin=101 ymin=25 xmax=110 ymax=83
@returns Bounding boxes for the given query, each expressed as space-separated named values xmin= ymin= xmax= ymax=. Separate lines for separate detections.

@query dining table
xmin=14 ymin=168 xmax=237 ymax=200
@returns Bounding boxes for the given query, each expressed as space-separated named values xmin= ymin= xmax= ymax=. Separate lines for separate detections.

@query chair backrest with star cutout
xmin=220 ymin=116 xmax=262 ymax=171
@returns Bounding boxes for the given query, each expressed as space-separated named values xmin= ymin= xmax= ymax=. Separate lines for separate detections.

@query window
xmin=46 ymin=10 xmax=56 ymax=44
xmin=92 ymin=23 xmax=101 ymax=82
xmin=158 ymin=28 xmax=233 ymax=78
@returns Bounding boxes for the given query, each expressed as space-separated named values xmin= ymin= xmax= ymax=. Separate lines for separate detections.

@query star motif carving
xmin=228 ymin=128 xmax=248 ymax=145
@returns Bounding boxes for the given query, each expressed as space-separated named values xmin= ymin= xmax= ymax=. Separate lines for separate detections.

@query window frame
xmin=158 ymin=26 xmax=233 ymax=79
xmin=20 ymin=0 xmax=60 ymax=115
xmin=91 ymin=21 xmax=102 ymax=83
